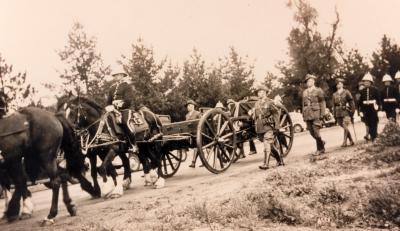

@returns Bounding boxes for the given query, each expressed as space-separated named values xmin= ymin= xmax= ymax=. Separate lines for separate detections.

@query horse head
xmin=57 ymin=96 xmax=103 ymax=129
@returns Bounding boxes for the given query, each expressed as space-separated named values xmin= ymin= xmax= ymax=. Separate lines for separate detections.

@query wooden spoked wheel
xmin=159 ymin=150 xmax=182 ymax=178
xmin=274 ymin=105 xmax=294 ymax=157
xmin=196 ymin=108 xmax=237 ymax=174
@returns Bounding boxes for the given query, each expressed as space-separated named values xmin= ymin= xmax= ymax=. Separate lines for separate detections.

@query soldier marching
xmin=250 ymin=85 xmax=283 ymax=170
xmin=380 ymin=74 xmax=399 ymax=122
xmin=302 ymin=74 xmax=326 ymax=156
xmin=333 ymin=78 xmax=355 ymax=147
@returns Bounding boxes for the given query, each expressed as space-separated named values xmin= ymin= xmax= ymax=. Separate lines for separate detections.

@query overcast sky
xmin=1 ymin=0 xmax=400 ymax=99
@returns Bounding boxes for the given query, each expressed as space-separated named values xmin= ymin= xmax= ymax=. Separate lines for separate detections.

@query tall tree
xmin=220 ymin=47 xmax=255 ymax=101
xmin=57 ymin=22 xmax=110 ymax=104
xmin=0 ymin=53 xmax=36 ymax=110
xmin=335 ymin=48 xmax=369 ymax=95
xmin=277 ymin=0 xmax=341 ymax=110
xmin=263 ymin=71 xmax=280 ymax=98
xmin=179 ymin=49 xmax=207 ymax=104
xmin=120 ymin=38 xmax=165 ymax=111
xmin=370 ymin=35 xmax=400 ymax=88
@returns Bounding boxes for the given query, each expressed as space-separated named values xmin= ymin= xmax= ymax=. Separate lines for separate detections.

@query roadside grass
xmin=155 ymin=122 xmax=400 ymax=230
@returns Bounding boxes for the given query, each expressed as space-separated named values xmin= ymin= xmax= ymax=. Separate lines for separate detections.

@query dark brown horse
xmin=0 ymin=107 xmax=95 ymax=224
xmin=57 ymin=96 xmax=133 ymax=198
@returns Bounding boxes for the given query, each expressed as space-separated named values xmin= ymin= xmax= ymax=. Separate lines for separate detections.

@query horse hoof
xmin=67 ymin=205 xmax=77 ymax=216
xmin=122 ymin=179 xmax=132 ymax=190
xmin=20 ymin=213 xmax=32 ymax=220
xmin=40 ymin=217 xmax=55 ymax=226
xmin=7 ymin=215 xmax=19 ymax=223
xmin=0 ymin=215 xmax=8 ymax=224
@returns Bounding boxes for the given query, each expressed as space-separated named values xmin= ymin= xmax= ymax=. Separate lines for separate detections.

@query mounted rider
xmin=105 ymin=66 xmax=137 ymax=145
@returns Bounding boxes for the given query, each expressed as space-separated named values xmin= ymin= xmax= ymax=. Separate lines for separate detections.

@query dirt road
xmin=0 ymin=121 xmax=386 ymax=230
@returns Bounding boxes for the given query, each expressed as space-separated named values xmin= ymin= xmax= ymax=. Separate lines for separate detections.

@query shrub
xmin=366 ymin=185 xmax=400 ymax=226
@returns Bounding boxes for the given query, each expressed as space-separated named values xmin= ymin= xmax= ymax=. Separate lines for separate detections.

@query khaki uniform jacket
xmin=302 ymin=87 xmax=326 ymax=121
xmin=185 ymin=110 xmax=201 ymax=120
xmin=253 ymin=97 xmax=280 ymax=134
xmin=333 ymin=89 xmax=355 ymax=118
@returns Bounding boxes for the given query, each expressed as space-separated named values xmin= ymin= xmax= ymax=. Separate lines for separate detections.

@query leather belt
xmin=383 ymin=98 xmax=397 ymax=102
xmin=363 ymin=100 xmax=376 ymax=105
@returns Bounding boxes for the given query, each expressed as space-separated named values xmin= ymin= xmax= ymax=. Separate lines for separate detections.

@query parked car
xmin=289 ymin=112 xmax=307 ymax=133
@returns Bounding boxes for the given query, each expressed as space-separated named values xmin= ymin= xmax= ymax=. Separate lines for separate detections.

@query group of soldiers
xmin=1 ymin=67 xmax=400 ymax=174
xmin=303 ymin=71 xmax=400 ymax=158
xmin=182 ymin=70 xmax=400 ymax=170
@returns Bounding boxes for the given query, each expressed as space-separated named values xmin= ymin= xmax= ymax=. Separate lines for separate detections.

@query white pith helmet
xmin=395 ymin=71 xmax=400 ymax=80
xmin=382 ymin=74 xmax=393 ymax=82
xmin=111 ymin=65 xmax=128 ymax=77
xmin=361 ymin=72 xmax=374 ymax=82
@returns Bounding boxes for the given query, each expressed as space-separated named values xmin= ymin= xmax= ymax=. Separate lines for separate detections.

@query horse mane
xmin=76 ymin=97 xmax=104 ymax=112
xmin=56 ymin=95 xmax=104 ymax=112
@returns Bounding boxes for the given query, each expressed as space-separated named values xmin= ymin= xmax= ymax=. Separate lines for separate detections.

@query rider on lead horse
xmin=105 ymin=66 xmax=165 ymax=188
xmin=105 ymin=66 xmax=137 ymax=145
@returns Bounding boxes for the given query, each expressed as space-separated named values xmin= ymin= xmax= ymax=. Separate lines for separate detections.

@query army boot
xmin=259 ymin=150 xmax=270 ymax=170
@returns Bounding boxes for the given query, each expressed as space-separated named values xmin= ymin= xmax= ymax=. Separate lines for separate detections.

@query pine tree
xmin=0 ymin=53 xmax=36 ymax=110
xmin=370 ymin=35 xmax=400 ymax=88
xmin=57 ymin=22 xmax=110 ymax=104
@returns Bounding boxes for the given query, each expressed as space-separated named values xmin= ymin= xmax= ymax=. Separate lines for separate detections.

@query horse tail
xmin=55 ymin=113 xmax=85 ymax=178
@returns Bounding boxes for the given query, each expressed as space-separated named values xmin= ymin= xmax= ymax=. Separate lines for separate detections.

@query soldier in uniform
xmin=355 ymin=82 xmax=370 ymax=141
xmin=0 ymin=90 xmax=7 ymax=119
xmin=185 ymin=99 xmax=202 ymax=168
xmin=394 ymin=71 xmax=400 ymax=120
xmin=380 ymin=74 xmax=399 ymax=122
xmin=332 ymin=78 xmax=355 ymax=147
xmin=302 ymin=74 xmax=326 ymax=155
xmin=105 ymin=66 xmax=136 ymax=144
xmin=358 ymin=72 xmax=380 ymax=142
xmin=250 ymin=85 xmax=283 ymax=170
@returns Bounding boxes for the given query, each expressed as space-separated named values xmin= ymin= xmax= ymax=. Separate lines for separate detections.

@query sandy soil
xmin=1 ymin=121 xmax=397 ymax=231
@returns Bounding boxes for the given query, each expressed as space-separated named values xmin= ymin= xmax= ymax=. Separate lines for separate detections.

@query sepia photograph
xmin=0 ymin=0 xmax=400 ymax=230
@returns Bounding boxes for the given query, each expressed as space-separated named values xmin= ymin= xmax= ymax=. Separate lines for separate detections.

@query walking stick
xmin=352 ymin=120 xmax=358 ymax=142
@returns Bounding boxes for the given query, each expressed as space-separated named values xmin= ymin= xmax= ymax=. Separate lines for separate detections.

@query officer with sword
xmin=332 ymin=78 xmax=356 ymax=147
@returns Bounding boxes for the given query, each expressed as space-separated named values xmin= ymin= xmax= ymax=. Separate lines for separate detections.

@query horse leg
xmin=41 ymin=158 xmax=60 ymax=226
xmin=118 ymin=152 xmax=132 ymax=190
xmin=106 ymin=160 xmax=123 ymax=199
xmin=20 ymin=188 xmax=34 ymax=220
xmin=41 ymin=178 xmax=60 ymax=226
xmin=60 ymin=173 xmax=77 ymax=216
xmin=98 ymin=148 xmax=117 ymax=182
xmin=5 ymin=161 xmax=25 ymax=222
xmin=137 ymin=145 xmax=152 ymax=186
xmin=148 ymin=145 xmax=165 ymax=189
xmin=89 ymin=155 xmax=101 ymax=198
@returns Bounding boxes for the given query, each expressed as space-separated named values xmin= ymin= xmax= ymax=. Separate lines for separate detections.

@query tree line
xmin=1 ymin=0 xmax=400 ymax=121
